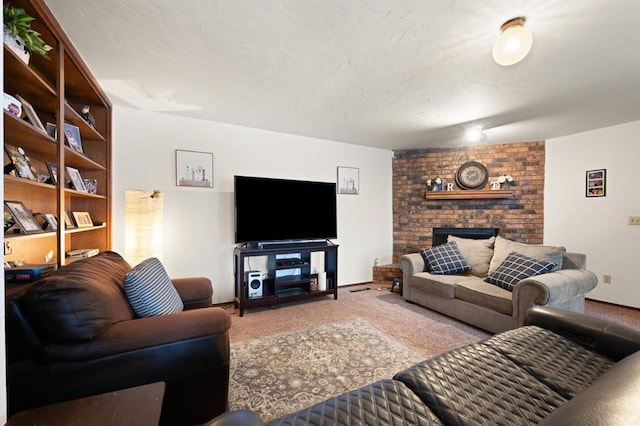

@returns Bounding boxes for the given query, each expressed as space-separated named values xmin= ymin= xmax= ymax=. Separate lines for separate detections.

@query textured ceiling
xmin=44 ymin=0 xmax=640 ymax=150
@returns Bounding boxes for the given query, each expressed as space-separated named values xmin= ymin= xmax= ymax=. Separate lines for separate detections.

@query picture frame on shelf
xmin=4 ymin=200 xmax=43 ymax=234
xmin=66 ymin=166 xmax=87 ymax=192
xmin=15 ymin=94 xmax=46 ymax=132
xmin=63 ymin=123 xmax=83 ymax=153
xmin=43 ymin=213 xmax=58 ymax=230
xmin=46 ymin=162 xmax=58 ymax=184
xmin=176 ymin=149 xmax=214 ymax=188
xmin=72 ymin=211 xmax=93 ymax=228
xmin=586 ymin=169 xmax=606 ymax=197
xmin=46 ymin=122 xmax=57 ymax=138
xmin=4 ymin=144 xmax=38 ymax=181
xmin=337 ymin=166 xmax=359 ymax=195
xmin=63 ymin=211 xmax=76 ymax=229
xmin=83 ymin=178 xmax=97 ymax=194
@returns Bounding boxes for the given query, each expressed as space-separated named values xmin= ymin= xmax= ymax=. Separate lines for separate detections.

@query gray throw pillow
xmin=448 ymin=235 xmax=495 ymax=277
xmin=489 ymin=236 xmax=566 ymax=275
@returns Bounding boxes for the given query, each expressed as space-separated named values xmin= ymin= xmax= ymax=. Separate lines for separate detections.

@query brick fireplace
xmin=392 ymin=141 xmax=545 ymax=261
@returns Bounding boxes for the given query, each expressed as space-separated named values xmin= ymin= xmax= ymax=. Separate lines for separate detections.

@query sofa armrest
xmin=398 ymin=253 xmax=426 ymax=300
xmin=172 ymin=277 xmax=213 ymax=309
xmin=538 ymin=351 xmax=640 ymax=425
xmin=524 ymin=306 xmax=640 ymax=361
xmin=40 ymin=307 xmax=231 ymax=362
xmin=512 ymin=269 xmax=597 ymax=321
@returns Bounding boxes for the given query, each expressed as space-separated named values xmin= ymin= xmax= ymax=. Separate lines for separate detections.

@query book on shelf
xmin=66 ymin=248 xmax=99 ymax=259
xmin=5 ymin=263 xmax=57 ymax=283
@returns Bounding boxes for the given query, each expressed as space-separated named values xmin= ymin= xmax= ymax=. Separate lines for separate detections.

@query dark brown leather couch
xmin=6 ymin=251 xmax=231 ymax=425
xmin=210 ymin=306 xmax=640 ymax=426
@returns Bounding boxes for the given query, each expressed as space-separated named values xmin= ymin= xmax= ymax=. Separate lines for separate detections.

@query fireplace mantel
xmin=424 ymin=189 xmax=514 ymax=200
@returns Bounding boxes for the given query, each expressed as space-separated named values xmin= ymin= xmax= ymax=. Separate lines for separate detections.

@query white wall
xmin=545 ymin=121 xmax=640 ymax=308
xmin=112 ymin=106 xmax=393 ymax=303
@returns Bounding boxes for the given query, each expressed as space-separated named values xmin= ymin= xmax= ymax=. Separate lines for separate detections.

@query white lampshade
xmin=492 ymin=17 xmax=533 ymax=66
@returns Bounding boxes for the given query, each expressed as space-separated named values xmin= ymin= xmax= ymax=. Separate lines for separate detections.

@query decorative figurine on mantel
xmin=426 ymin=176 xmax=443 ymax=191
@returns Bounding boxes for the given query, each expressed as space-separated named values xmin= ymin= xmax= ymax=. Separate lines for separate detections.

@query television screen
xmin=234 ymin=175 xmax=337 ymax=244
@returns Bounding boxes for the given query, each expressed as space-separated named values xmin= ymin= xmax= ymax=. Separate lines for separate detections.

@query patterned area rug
xmin=229 ymin=317 xmax=426 ymax=422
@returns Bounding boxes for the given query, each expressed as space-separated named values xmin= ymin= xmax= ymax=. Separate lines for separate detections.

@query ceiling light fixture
xmin=465 ymin=124 xmax=487 ymax=143
xmin=492 ymin=17 xmax=533 ymax=66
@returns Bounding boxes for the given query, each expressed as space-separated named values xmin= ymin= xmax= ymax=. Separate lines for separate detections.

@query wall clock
xmin=455 ymin=161 xmax=489 ymax=190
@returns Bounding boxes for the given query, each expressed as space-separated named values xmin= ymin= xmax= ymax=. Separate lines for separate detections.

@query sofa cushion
xmin=489 ymin=236 xmax=566 ymax=275
xmin=269 ymin=379 xmax=444 ymax=426
xmin=22 ymin=251 xmax=134 ymax=343
xmin=483 ymin=325 xmax=615 ymax=399
xmin=485 ymin=251 xmax=556 ymax=291
xmin=455 ymin=278 xmax=513 ymax=315
xmin=393 ymin=343 xmax=566 ymax=425
xmin=412 ymin=273 xmax=474 ymax=298
xmin=124 ymin=257 xmax=184 ymax=317
xmin=447 ymin=235 xmax=495 ymax=277
xmin=420 ymin=241 xmax=471 ymax=275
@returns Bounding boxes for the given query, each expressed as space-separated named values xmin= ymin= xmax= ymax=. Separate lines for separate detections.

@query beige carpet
xmin=228 ymin=317 xmax=425 ymax=421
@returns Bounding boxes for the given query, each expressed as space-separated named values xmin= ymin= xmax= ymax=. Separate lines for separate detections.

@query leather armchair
xmin=5 ymin=251 xmax=231 ymax=425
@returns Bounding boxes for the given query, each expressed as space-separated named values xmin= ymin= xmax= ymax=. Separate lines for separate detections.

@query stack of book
xmin=66 ymin=248 xmax=100 ymax=259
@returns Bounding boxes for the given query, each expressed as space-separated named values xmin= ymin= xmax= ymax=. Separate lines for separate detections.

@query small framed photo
xmin=46 ymin=122 xmax=57 ymax=138
xmin=176 ymin=149 xmax=214 ymax=188
xmin=43 ymin=213 xmax=58 ymax=230
xmin=63 ymin=123 xmax=83 ymax=153
xmin=586 ymin=169 xmax=606 ymax=197
xmin=337 ymin=166 xmax=359 ymax=195
xmin=46 ymin=162 xmax=58 ymax=184
xmin=83 ymin=178 xmax=97 ymax=194
xmin=15 ymin=94 xmax=46 ymax=132
xmin=72 ymin=211 xmax=93 ymax=228
xmin=66 ymin=166 xmax=87 ymax=191
xmin=4 ymin=144 xmax=37 ymax=181
xmin=4 ymin=200 xmax=42 ymax=234
xmin=63 ymin=211 xmax=76 ymax=229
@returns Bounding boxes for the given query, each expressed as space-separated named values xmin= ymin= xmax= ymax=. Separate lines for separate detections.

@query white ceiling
xmin=45 ymin=0 xmax=640 ymax=150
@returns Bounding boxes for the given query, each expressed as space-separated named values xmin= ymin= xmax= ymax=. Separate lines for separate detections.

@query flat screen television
xmin=234 ymin=175 xmax=337 ymax=244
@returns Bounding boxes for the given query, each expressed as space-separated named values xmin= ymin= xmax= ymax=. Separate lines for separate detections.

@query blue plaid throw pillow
xmin=485 ymin=251 xmax=556 ymax=291
xmin=420 ymin=241 xmax=471 ymax=275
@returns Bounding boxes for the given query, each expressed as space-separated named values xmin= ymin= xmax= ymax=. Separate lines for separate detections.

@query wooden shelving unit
xmin=424 ymin=189 xmax=514 ymax=200
xmin=3 ymin=0 xmax=112 ymax=268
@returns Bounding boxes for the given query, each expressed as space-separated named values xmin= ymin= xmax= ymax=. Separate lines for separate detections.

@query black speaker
xmin=246 ymin=271 xmax=263 ymax=298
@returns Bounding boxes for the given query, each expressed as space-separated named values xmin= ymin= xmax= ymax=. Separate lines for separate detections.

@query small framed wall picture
xmin=63 ymin=123 xmax=83 ymax=153
xmin=586 ymin=169 xmax=606 ymax=197
xmin=72 ymin=211 xmax=93 ymax=228
xmin=337 ymin=166 xmax=359 ymax=195
xmin=176 ymin=149 xmax=214 ymax=188
xmin=4 ymin=144 xmax=38 ymax=181
xmin=66 ymin=166 xmax=87 ymax=192
xmin=4 ymin=200 xmax=43 ymax=234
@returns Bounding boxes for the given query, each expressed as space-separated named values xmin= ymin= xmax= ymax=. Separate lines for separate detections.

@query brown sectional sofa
xmin=399 ymin=235 xmax=598 ymax=333
xmin=5 ymin=251 xmax=231 ymax=425
xmin=209 ymin=306 xmax=640 ymax=426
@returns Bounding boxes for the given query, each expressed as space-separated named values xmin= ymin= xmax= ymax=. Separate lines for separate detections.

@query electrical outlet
xmin=603 ymin=274 xmax=612 ymax=284
xmin=629 ymin=216 xmax=640 ymax=225
xmin=4 ymin=241 xmax=12 ymax=255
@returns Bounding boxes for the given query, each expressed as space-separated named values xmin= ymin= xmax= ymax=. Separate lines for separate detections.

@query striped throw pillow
xmin=124 ymin=257 xmax=184 ymax=317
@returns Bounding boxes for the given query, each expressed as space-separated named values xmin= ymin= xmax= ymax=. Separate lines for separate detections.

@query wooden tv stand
xmin=233 ymin=241 xmax=338 ymax=316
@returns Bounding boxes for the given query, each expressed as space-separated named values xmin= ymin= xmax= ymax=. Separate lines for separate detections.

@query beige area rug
xmin=229 ymin=317 xmax=426 ymax=422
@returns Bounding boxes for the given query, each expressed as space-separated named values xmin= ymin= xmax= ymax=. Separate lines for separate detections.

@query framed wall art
xmin=4 ymin=200 xmax=42 ymax=234
xmin=176 ymin=149 xmax=214 ymax=188
xmin=337 ymin=166 xmax=359 ymax=195
xmin=586 ymin=169 xmax=606 ymax=197
xmin=63 ymin=123 xmax=83 ymax=153
xmin=15 ymin=94 xmax=46 ymax=132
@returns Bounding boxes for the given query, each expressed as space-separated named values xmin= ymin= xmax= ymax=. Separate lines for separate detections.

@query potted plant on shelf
xmin=3 ymin=3 xmax=52 ymax=64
